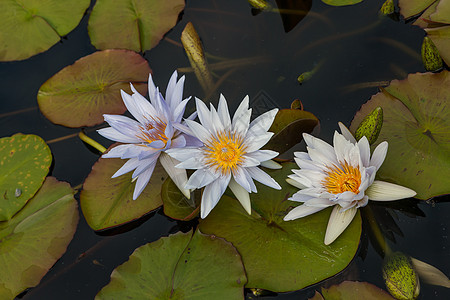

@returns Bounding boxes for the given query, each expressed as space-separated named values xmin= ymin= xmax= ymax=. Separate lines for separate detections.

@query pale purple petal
xmin=200 ymin=174 xmax=231 ymax=218
xmin=98 ymin=127 xmax=141 ymax=144
xmin=246 ymin=167 xmax=281 ymax=190
xmin=133 ymin=161 xmax=157 ymax=200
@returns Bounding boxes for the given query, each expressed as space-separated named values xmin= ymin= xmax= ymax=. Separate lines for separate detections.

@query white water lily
xmin=166 ymin=95 xmax=282 ymax=219
xmin=284 ymin=122 xmax=416 ymax=245
xmin=97 ymin=71 xmax=200 ymax=200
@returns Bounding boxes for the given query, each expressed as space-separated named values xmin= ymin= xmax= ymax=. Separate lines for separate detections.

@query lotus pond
xmin=0 ymin=0 xmax=449 ymax=299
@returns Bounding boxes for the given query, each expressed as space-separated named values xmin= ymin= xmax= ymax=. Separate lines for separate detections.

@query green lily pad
xmin=80 ymin=155 xmax=166 ymax=231
xmin=350 ymin=71 xmax=450 ymax=200
xmin=199 ymin=163 xmax=361 ymax=292
xmin=88 ymin=0 xmax=185 ymax=52
xmin=0 ymin=0 xmax=89 ymax=61
xmin=321 ymin=0 xmax=363 ymax=7
xmin=37 ymin=49 xmax=151 ymax=128
xmin=96 ymin=230 xmax=247 ymax=299
xmin=313 ymin=281 xmax=394 ymax=300
xmin=0 ymin=177 xmax=79 ymax=299
xmin=398 ymin=0 xmax=437 ymax=19
xmin=0 ymin=134 xmax=52 ymax=221
xmin=161 ymin=178 xmax=200 ymax=221
xmin=265 ymin=109 xmax=319 ymax=155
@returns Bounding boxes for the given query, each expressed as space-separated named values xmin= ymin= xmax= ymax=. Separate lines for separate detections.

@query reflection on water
xmin=1 ymin=0 xmax=448 ymax=299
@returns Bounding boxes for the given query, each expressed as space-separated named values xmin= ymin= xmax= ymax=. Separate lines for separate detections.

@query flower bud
xmin=421 ymin=36 xmax=443 ymax=72
xmin=355 ymin=106 xmax=383 ymax=145
xmin=379 ymin=0 xmax=394 ymax=16
xmin=382 ymin=252 xmax=420 ymax=300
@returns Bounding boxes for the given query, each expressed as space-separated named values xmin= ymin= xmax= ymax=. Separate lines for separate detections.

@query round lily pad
xmin=161 ymin=178 xmax=199 ymax=221
xmin=265 ymin=109 xmax=319 ymax=155
xmin=0 ymin=177 xmax=79 ymax=299
xmin=350 ymin=71 xmax=450 ymax=200
xmin=37 ymin=49 xmax=151 ymax=128
xmin=80 ymin=155 xmax=166 ymax=231
xmin=88 ymin=0 xmax=185 ymax=52
xmin=96 ymin=230 xmax=247 ymax=299
xmin=199 ymin=163 xmax=362 ymax=292
xmin=0 ymin=134 xmax=52 ymax=221
xmin=0 ymin=0 xmax=90 ymax=61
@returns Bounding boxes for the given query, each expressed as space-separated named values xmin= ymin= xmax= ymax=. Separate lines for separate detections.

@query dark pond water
xmin=1 ymin=0 xmax=449 ymax=299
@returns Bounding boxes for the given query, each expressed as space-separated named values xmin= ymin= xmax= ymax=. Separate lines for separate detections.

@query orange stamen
xmin=136 ymin=116 xmax=168 ymax=147
xmin=323 ymin=161 xmax=361 ymax=194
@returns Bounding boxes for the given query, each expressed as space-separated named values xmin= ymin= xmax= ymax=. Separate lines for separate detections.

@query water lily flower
xmin=283 ymin=122 xmax=416 ymax=245
xmin=166 ymin=95 xmax=282 ymax=219
xmin=97 ymin=71 xmax=200 ymax=200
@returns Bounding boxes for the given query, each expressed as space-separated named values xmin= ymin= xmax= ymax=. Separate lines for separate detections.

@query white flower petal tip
xmin=260 ymin=160 xmax=282 ymax=169
xmin=285 ymin=178 xmax=308 ymax=189
xmin=324 ymin=206 xmax=357 ymax=245
xmin=411 ymin=257 xmax=450 ymax=288
xmin=338 ymin=122 xmax=356 ymax=144
xmin=229 ymin=178 xmax=251 ymax=215
xmin=366 ymin=180 xmax=416 ymax=201
xmin=159 ymin=153 xmax=191 ymax=199
xmin=283 ymin=205 xmax=324 ymax=221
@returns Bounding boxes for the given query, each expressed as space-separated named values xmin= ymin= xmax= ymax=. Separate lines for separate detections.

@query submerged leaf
xmin=321 ymin=0 xmax=363 ymax=7
xmin=350 ymin=71 xmax=450 ymax=200
xmin=199 ymin=163 xmax=361 ymax=292
xmin=88 ymin=0 xmax=185 ymax=52
xmin=0 ymin=134 xmax=52 ymax=221
xmin=80 ymin=155 xmax=165 ymax=231
xmin=411 ymin=257 xmax=450 ymax=288
xmin=96 ymin=230 xmax=246 ymax=299
xmin=161 ymin=178 xmax=199 ymax=221
xmin=0 ymin=0 xmax=90 ymax=61
xmin=38 ymin=50 xmax=150 ymax=128
xmin=0 ymin=177 xmax=78 ymax=299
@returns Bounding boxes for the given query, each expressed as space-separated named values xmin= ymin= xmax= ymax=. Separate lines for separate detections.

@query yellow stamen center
xmin=204 ymin=131 xmax=246 ymax=175
xmin=136 ymin=116 xmax=168 ymax=148
xmin=323 ymin=161 xmax=361 ymax=194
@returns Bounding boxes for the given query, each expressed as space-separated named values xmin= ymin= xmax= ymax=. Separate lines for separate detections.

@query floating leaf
xmin=265 ymin=109 xmax=319 ymax=155
xmin=0 ymin=0 xmax=90 ymax=61
xmin=88 ymin=0 xmax=185 ymax=52
xmin=382 ymin=252 xmax=420 ymax=300
xmin=38 ymin=50 xmax=150 ymax=128
xmin=317 ymin=281 xmax=395 ymax=300
xmin=321 ymin=0 xmax=363 ymax=7
xmin=80 ymin=155 xmax=165 ymax=231
xmin=96 ymin=230 xmax=246 ymax=299
xmin=181 ymin=22 xmax=214 ymax=94
xmin=161 ymin=178 xmax=199 ymax=221
xmin=350 ymin=71 xmax=450 ymax=200
xmin=0 ymin=134 xmax=52 ymax=221
xmin=397 ymin=0 xmax=436 ymax=19
xmin=199 ymin=163 xmax=361 ymax=292
xmin=0 ymin=177 xmax=79 ymax=299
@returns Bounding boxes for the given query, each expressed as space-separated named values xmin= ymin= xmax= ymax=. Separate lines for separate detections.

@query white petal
xmin=176 ymin=156 xmax=204 ymax=169
xmin=247 ymin=108 xmax=278 ymax=137
xmin=307 ymin=146 xmax=338 ymax=168
xmin=166 ymin=147 xmax=202 ymax=162
xmin=233 ymin=107 xmax=251 ymax=137
xmin=185 ymin=119 xmax=211 ymax=143
xmin=357 ymin=136 xmax=370 ymax=167
xmin=232 ymin=95 xmax=250 ymax=127
xmin=186 ymin=168 xmax=219 ymax=189
xmin=333 ymin=131 xmax=356 ymax=164
xmin=217 ymin=94 xmax=231 ymax=129
xmin=111 ymin=158 xmax=140 ymax=178
xmin=173 ymin=122 xmax=195 ymax=136
xmin=338 ymin=122 xmax=357 ymax=144
xmin=133 ymin=161 xmax=157 ymax=200
xmin=303 ymin=133 xmax=336 ymax=160
xmin=245 ymin=132 xmax=274 ymax=153
xmin=260 ymin=159 xmax=282 ymax=169
xmin=241 ymin=156 xmax=261 ymax=168
xmin=366 ymin=180 xmax=416 ymax=201
xmin=286 ymin=177 xmax=308 ymax=189
xmin=289 ymin=191 xmax=314 ymax=202
xmin=200 ymin=174 xmax=230 ymax=218
xmin=370 ymin=141 xmax=388 ymax=170
xmin=294 ymin=157 xmax=322 ymax=172
xmin=172 ymin=98 xmax=190 ymax=123
xmin=233 ymin=166 xmax=253 ymax=193
xmin=195 ymin=98 xmax=215 ymax=131
xmin=246 ymin=150 xmax=278 ymax=163
xmin=288 ymin=173 xmax=312 ymax=188
xmin=160 ymin=152 xmax=190 ymax=199
xmin=103 ymin=114 xmax=142 ymax=139
xmin=324 ymin=206 xmax=357 ymax=245
xmin=170 ymin=135 xmax=186 ymax=149
xmin=411 ymin=257 xmax=450 ymax=288
xmin=229 ymin=177 xmax=251 ymax=215
xmin=305 ymin=197 xmax=335 ymax=207
xmin=97 ymin=127 xmax=141 ymax=144
xmin=246 ymin=167 xmax=281 ymax=190
xmin=283 ymin=205 xmax=324 ymax=221
xmin=102 ymin=144 xmax=139 ymax=159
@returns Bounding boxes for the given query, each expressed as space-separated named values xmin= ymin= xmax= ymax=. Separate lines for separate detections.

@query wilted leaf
xmin=199 ymin=163 xmax=361 ymax=292
xmin=0 ymin=177 xmax=79 ymax=299
xmin=265 ymin=109 xmax=319 ymax=154
xmin=88 ymin=0 xmax=185 ymax=52
xmin=80 ymin=154 xmax=166 ymax=231
xmin=0 ymin=0 xmax=89 ymax=61
xmin=398 ymin=0 xmax=437 ymax=19
xmin=319 ymin=281 xmax=394 ymax=300
xmin=350 ymin=71 xmax=450 ymax=200
xmin=37 ymin=50 xmax=150 ymax=128
xmin=0 ymin=134 xmax=52 ymax=221
xmin=96 ymin=230 xmax=246 ymax=299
